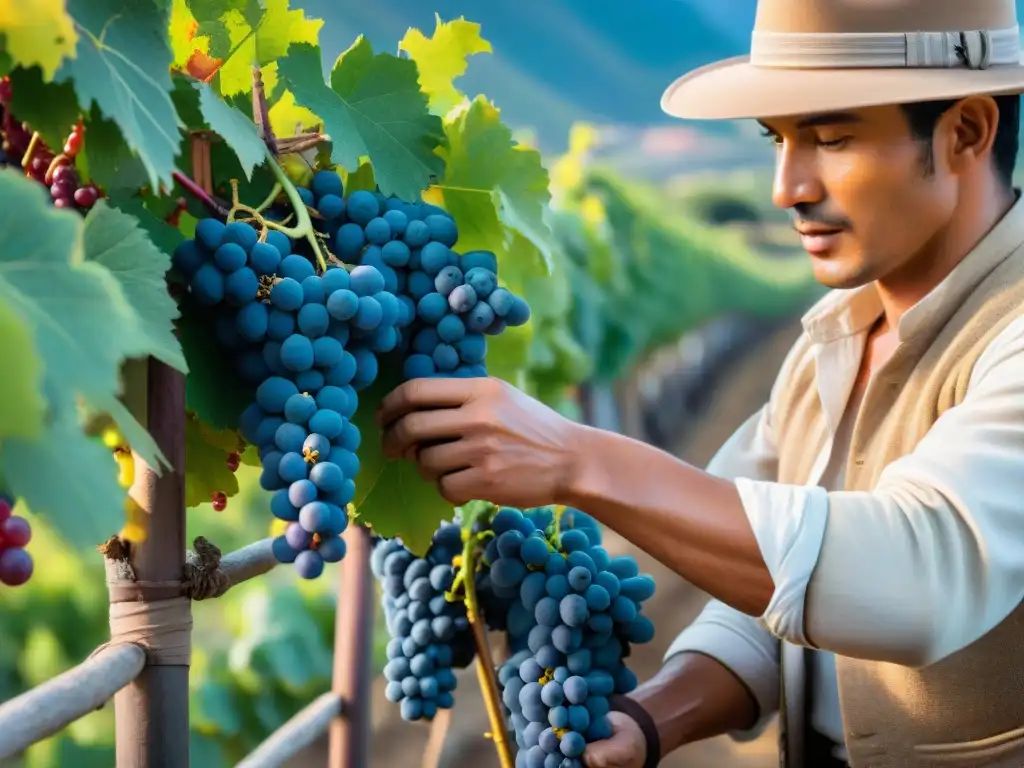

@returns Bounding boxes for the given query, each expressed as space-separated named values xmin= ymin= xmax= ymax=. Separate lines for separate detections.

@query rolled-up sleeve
xmin=665 ymin=599 xmax=780 ymax=740
xmin=663 ymin=405 xmax=782 ymax=740
xmin=742 ymin=316 xmax=1024 ymax=667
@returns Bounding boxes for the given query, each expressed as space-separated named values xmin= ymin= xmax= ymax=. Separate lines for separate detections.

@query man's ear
xmin=940 ymin=96 xmax=1000 ymax=176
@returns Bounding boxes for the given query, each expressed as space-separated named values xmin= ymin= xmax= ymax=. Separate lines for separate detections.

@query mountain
xmin=303 ymin=0 xmax=756 ymax=152
xmin=304 ymin=1 xmax=1024 ymax=176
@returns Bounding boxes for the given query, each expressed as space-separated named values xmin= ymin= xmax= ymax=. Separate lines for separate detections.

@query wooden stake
xmin=113 ymin=359 xmax=190 ymax=768
xmin=328 ymin=524 xmax=374 ymax=768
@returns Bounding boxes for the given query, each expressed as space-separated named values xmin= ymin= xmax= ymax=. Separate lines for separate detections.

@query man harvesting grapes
xmin=376 ymin=0 xmax=1024 ymax=765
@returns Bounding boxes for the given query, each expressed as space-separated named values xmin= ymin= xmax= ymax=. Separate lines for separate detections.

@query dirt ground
xmin=288 ymin=318 xmax=802 ymax=768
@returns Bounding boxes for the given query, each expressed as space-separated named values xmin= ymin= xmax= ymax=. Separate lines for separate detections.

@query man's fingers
xmin=376 ymin=378 xmax=474 ymax=428
xmin=417 ymin=441 xmax=476 ymax=481
xmin=436 ymin=467 xmax=482 ymax=506
xmin=581 ymin=735 xmax=633 ymax=768
xmin=381 ymin=409 xmax=464 ymax=459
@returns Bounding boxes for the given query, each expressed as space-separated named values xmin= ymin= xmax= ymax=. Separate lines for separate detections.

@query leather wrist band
xmin=608 ymin=694 xmax=661 ymax=768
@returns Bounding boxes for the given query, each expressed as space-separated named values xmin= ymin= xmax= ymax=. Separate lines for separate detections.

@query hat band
xmin=750 ymin=25 xmax=1021 ymax=69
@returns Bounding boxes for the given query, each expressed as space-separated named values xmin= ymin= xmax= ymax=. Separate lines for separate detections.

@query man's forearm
xmin=630 ymin=652 xmax=761 ymax=756
xmin=560 ymin=425 xmax=774 ymax=616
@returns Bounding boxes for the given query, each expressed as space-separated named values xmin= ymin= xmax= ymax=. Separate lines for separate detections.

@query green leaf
xmin=195 ymin=82 xmax=268 ymax=180
xmin=184 ymin=416 xmax=239 ymax=508
xmin=82 ymin=202 xmax=187 ymax=372
xmin=399 ymin=15 xmax=492 ymax=114
xmin=1 ymin=391 xmax=124 ymax=550
xmin=7 ymin=66 xmax=80 ymax=152
xmin=177 ymin=304 xmax=252 ymax=430
xmin=0 ymin=170 xmax=157 ymax=546
xmin=58 ymin=0 xmax=183 ymax=191
xmin=77 ymin=106 xmax=151 ymax=193
xmin=351 ymin=359 xmax=453 ymax=555
xmin=0 ymin=303 xmax=45 ymax=440
xmin=106 ymin=194 xmax=186 ymax=257
xmin=278 ymin=40 xmax=445 ymax=201
xmin=0 ymin=0 xmax=78 ymax=80
xmin=425 ymin=97 xmax=556 ymax=270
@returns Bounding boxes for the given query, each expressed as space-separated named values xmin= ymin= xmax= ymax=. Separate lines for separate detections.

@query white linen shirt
xmin=665 ymin=242 xmax=1024 ymax=754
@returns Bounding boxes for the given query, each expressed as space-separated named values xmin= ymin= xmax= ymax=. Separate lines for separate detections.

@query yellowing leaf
xmin=269 ymin=89 xmax=319 ymax=138
xmin=0 ymin=0 xmax=78 ymax=81
xmin=184 ymin=415 xmax=239 ymax=508
xmin=399 ymin=15 xmax=491 ymax=114
xmin=428 ymin=97 xmax=557 ymax=269
xmin=169 ymin=0 xmax=203 ymax=68
xmin=120 ymin=496 xmax=148 ymax=543
xmin=208 ymin=0 xmax=323 ymax=97
xmin=187 ymin=49 xmax=223 ymax=82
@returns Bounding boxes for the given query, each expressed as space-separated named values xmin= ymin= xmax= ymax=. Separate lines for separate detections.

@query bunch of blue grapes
xmin=400 ymin=248 xmax=530 ymax=380
xmin=171 ymin=182 xmax=411 ymax=578
xmin=372 ymin=522 xmax=475 ymax=721
xmin=475 ymin=507 xmax=602 ymax=652
xmin=282 ymin=171 xmax=531 ymax=380
xmin=481 ymin=507 xmax=655 ymax=767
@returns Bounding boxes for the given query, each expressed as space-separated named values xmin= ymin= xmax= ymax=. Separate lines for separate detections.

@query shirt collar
xmin=801 ymin=190 xmax=1024 ymax=345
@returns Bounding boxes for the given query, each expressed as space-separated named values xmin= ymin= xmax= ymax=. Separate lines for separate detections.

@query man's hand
xmin=376 ymin=377 xmax=582 ymax=507
xmin=582 ymin=711 xmax=648 ymax=768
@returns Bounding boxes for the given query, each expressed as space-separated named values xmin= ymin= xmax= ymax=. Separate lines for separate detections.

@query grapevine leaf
xmin=77 ymin=106 xmax=150 ymax=193
xmin=0 ymin=303 xmax=45 ymax=440
xmin=425 ymin=97 xmax=556 ymax=270
xmin=399 ymin=15 xmax=492 ymax=114
xmin=268 ymin=90 xmax=319 ymax=138
xmin=177 ymin=304 xmax=252 ymax=430
xmin=6 ymin=66 xmax=80 ymax=152
xmin=184 ymin=417 xmax=239 ymax=508
xmin=278 ymin=40 xmax=445 ymax=200
xmin=57 ymin=0 xmax=183 ymax=191
xmin=169 ymin=0 xmax=203 ymax=68
xmin=0 ymin=0 xmax=78 ymax=81
xmin=0 ymin=171 xmax=138 ymax=547
xmin=198 ymin=0 xmax=323 ymax=97
xmin=351 ymin=359 xmax=452 ymax=555
xmin=106 ymin=194 xmax=186 ymax=258
xmin=82 ymin=202 xmax=187 ymax=372
xmin=195 ymin=82 xmax=267 ymax=180
xmin=0 ymin=170 xmax=135 ymax=415
xmin=0 ymin=393 xmax=123 ymax=550
xmin=343 ymin=160 xmax=375 ymax=194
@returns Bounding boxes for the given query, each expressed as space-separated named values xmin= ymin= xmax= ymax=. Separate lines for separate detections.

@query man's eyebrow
xmin=758 ymin=112 xmax=865 ymax=132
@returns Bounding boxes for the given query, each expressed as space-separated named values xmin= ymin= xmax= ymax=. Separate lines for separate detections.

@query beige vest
xmin=774 ymin=242 xmax=1024 ymax=767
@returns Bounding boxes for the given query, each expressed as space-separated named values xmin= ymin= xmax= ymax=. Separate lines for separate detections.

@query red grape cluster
xmin=0 ymin=493 xmax=33 ymax=587
xmin=0 ymin=75 xmax=100 ymax=211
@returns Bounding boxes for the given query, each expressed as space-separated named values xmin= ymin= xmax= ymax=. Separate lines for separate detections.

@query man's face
xmin=760 ymin=105 xmax=959 ymax=289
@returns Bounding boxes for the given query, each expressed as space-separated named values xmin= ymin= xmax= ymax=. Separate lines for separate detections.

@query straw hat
xmin=662 ymin=0 xmax=1024 ymax=120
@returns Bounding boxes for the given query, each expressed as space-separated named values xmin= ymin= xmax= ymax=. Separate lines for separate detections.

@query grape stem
xmin=459 ymin=503 xmax=514 ymax=768
xmin=172 ymin=170 xmax=230 ymax=217
xmin=552 ymin=504 xmax=567 ymax=548
xmin=254 ymin=182 xmax=282 ymax=213
xmin=263 ymin=157 xmax=328 ymax=272
xmin=248 ymin=63 xmax=328 ymax=270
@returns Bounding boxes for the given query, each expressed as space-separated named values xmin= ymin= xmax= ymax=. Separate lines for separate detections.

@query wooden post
xmin=114 ymin=359 xmax=190 ymax=768
xmin=328 ymin=523 xmax=374 ymax=768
